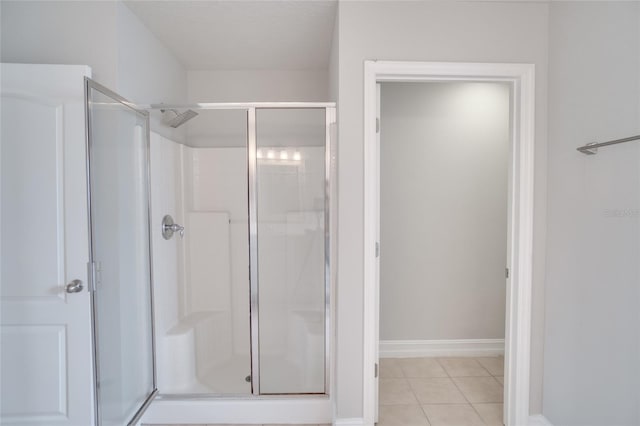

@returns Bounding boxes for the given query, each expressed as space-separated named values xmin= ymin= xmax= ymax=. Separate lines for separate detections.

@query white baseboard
xmin=379 ymin=339 xmax=505 ymax=358
xmin=529 ymin=414 xmax=553 ymax=426
xmin=334 ymin=418 xmax=366 ymax=426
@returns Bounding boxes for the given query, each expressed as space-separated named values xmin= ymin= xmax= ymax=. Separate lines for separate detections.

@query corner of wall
xmin=328 ymin=6 xmax=339 ymax=103
xmin=114 ymin=0 xmax=188 ymax=143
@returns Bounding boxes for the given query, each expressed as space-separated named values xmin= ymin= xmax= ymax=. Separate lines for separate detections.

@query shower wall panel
xmin=185 ymin=147 xmax=250 ymax=358
xmin=150 ymin=132 xmax=188 ymax=392
xmin=186 ymin=211 xmax=231 ymax=314
xmin=150 ymin=132 xmax=184 ymax=334
xmin=180 ymin=146 xmax=251 ymax=394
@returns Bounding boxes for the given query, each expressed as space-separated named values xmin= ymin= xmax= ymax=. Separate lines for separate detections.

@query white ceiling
xmin=124 ymin=0 xmax=337 ymax=71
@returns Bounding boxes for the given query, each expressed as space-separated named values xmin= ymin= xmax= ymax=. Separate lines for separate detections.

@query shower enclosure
xmin=82 ymin=75 xmax=335 ymax=423
xmin=148 ymin=103 xmax=335 ymax=398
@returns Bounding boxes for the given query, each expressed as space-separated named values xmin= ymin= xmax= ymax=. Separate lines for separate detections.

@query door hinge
xmin=376 ymin=117 xmax=380 ymax=134
xmin=505 ymin=267 xmax=510 ymax=279
xmin=375 ymin=362 xmax=379 ymax=378
xmin=87 ymin=261 xmax=98 ymax=292
xmin=375 ymin=242 xmax=380 ymax=258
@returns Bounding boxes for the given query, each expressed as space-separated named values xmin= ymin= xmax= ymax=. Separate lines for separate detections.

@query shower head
xmin=161 ymin=108 xmax=198 ymax=128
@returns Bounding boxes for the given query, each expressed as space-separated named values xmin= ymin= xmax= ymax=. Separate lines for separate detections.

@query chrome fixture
xmin=162 ymin=215 xmax=184 ymax=240
xmin=577 ymin=134 xmax=640 ymax=155
xmin=159 ymin=108 xmax=198 ymax=128
xmin=66 ymin=279 xmax=84 ymax=293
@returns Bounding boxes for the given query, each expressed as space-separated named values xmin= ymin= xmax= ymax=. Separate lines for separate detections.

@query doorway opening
xmin=363 ymin=61 xmax=535 ymax=426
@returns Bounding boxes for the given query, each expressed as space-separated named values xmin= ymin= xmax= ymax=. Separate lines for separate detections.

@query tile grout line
xmin=438 ymin=357 xmax=493 ymax=378
xmin=418 ymin=358 xmax=452 ymax=425
xmin=446 ymin=358 xmax=495 ymax=425
xmin=471 ymin=358 xmax=506 ymax=425
xmin=469 ymin=401 xmax=491 ymax=425
xmin=417 ymin=358 xmax=479 ymax=425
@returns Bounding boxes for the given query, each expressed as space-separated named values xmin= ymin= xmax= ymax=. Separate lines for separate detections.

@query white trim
xmin=379 ymin=339 xmax=505 ymax=358
xmin=363 ymin=61 xmax=535 ymax=426
xmin=334 ymin=418 xmax=366 ymax=426
xmin=140 ymin=397 xmax=331 ymax=424
xmin=529 ymin=414 xmax=554 ymax=426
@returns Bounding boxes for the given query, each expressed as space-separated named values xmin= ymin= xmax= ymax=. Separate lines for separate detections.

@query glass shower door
xmin=85 ymin=79 xmax=156 ymax=425
xmin=255 ymin=108 xmax=328 ymax=394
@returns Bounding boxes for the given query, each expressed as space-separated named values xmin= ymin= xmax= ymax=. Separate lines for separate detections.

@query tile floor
xmin=149 ymin=356 xmax=504 ymax=426
xmin=378 ymin=356 xmax=504 ymax=426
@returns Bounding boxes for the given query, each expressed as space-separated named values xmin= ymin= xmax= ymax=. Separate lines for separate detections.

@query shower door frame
xmin=146 ymin=102 xmax=336 ymax=399
xmin=84 ymin=77 xmax=159 ymax=426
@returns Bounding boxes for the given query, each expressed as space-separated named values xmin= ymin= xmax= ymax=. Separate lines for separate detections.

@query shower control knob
xmin=66 ymin=279 xmax=83 ymax=294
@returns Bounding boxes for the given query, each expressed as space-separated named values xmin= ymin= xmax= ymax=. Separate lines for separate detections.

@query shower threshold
xmin=142 ymin=393 xmax=330 ymax=424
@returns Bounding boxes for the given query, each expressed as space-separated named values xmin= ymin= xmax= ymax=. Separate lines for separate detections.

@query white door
xmin=0 ymin=64 xmax=94 ymax=426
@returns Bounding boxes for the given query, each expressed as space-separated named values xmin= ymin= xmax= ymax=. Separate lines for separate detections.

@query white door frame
xmin=362 ymin=61 xmax=535 ymax=426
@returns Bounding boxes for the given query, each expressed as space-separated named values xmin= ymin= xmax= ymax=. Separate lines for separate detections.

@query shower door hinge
xmin=376 ymin=118 xmax=380 ymax=134
xmin=375 ymin=362 xmax=379 ymax=378
xmin=87 ymin=261 xmax=98 ymax=292
xmin=375 ymin=242 xmax=380 ymax=258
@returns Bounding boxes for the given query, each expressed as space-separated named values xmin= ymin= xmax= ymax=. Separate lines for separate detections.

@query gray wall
xmin=0 ymin=1 xmax=119 ymax=87
xmin=544 ymin=2 xmax=640 ymax=425
xmin=187 ymin=70 xmax=329 ymax=102
xmin=0 ymin=1 xmax=188 ymax=142
xmin=329 ymin=10 xmax=339 ymax=104
xmin=116 ymin=3 xmax=187 ymax=106
xmin=335 ymin=1 xmax=549 ymax=418
xmin=379 ymin=82 xmax=509 ymax=341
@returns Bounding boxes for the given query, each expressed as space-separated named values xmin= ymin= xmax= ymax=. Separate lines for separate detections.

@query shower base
xmin=197 ymin=355 xmax=251 ymax=394
xmin=141 ymin=395 xmax=331 ymax=425
xmin=145 ymin=355 xmax=330 ymax=424
xmin=163 ymin=354 xmax=322 ymax=396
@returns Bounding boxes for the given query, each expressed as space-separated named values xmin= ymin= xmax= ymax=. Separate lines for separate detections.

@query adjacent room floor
xmin=378 ymin=356 xmax=504 ymax=425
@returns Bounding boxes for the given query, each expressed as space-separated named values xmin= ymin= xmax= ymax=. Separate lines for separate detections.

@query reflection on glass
xmin=256 ymin=108 xmax=326 ymax=394
xmin=88 ymin=88 xmax=154 ymax=425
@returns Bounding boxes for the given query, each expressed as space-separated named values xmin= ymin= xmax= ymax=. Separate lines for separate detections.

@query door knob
xmin=66 ymin=279 xmax=83 ymax=293
xmin=162 ymin=215 xmax=185 ymax=240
